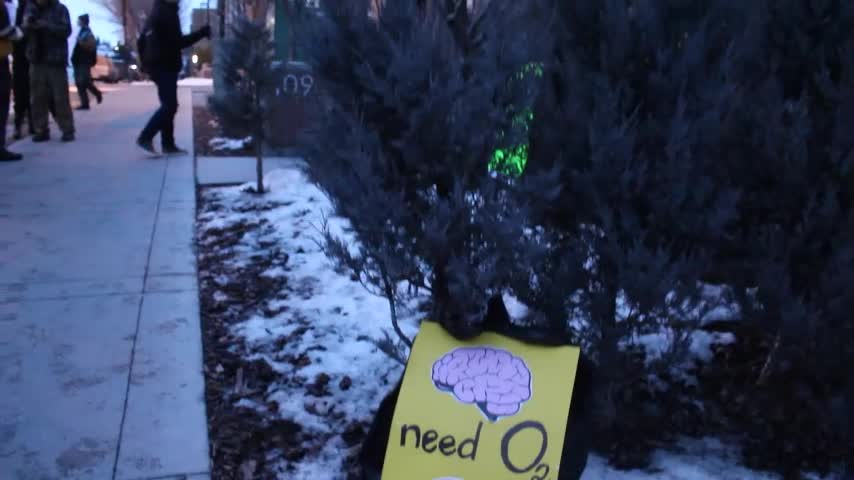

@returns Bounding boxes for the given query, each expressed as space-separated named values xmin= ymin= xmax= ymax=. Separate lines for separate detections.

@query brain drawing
xmin=431 ymin=346 xmax=532 ymax=421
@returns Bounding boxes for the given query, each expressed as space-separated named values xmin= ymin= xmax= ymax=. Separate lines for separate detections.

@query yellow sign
xmin=382 ymin=322 xmax=581 ymax=480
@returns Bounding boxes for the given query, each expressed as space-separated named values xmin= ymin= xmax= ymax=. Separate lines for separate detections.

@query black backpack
xmin=137 ymin=25 xmax=155 ymax=71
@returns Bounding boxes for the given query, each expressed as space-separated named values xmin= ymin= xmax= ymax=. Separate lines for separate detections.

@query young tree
xmin=208 ymin=17 xmax=279 ymax=193
xmin=297 ymin=0 xmax=548 ymax=351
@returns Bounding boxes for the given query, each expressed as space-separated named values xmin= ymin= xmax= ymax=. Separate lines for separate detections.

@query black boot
xmin=137 ymin=138 xmax=158 ymax=155
xmin=0 ymin=149 xmax=23 ymax=161
xmin=162 ymin=145 xmax=188 ymax=155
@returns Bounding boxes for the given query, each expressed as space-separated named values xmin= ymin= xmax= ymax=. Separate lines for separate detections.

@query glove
xmin=199 ymin=25 xmax=211 ymax=38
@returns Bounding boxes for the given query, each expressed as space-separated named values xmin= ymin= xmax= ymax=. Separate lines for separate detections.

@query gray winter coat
xmin=23 ymin=0 xmax=71 ymax=67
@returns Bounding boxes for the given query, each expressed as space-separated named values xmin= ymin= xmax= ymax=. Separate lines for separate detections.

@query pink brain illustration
xmin=431 ymin=346 xmax=532 ymax=421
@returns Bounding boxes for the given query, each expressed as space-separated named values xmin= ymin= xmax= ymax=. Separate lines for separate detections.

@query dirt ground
xmin=195 ymin=186 xmax=372 ymax=480
xmin=196 ymin=189 xmax=301 ymax=480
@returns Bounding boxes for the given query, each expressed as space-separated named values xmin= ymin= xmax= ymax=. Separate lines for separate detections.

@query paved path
xmin=0 ymin=85 xmax=210 ymax=480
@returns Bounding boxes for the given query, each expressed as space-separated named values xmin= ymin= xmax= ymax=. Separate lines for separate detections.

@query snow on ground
xmin=583 ymin=439 xmax=780 ymax=480
xmin=209 ymin=136 xmax=252 ymax=151
xmin=199 ymin=166 xmax=789 ymax=479
xmin=131 ymin=78 xmax=214 ymax=88
xmin=178 ymin=77 xmax=214 ymax=87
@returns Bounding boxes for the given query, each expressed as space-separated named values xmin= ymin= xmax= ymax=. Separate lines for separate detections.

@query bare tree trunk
xmin=371 ymin=0 xmax=383 ymax=19
xmin=381 ymin=269 xmax=413 ymax=348
xmin=445 ymin=0 xmax=470 ymax=54
xmin=255 ymin=140 xmax=264 ymax=193
xmin=757 ymin=331 xmax=782 ymax=386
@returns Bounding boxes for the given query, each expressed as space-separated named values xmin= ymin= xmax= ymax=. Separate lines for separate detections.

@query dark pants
xmin=140 ymin=70 xmax=179 ymax=148
xmin=30 ymin=64 xmax=74 ymax=136
xmin=73 ymin=66 xmax=100 ymax=107
xmin=0 ymin=58 xmax=10 ymax=149
xmin=12 ymin=49 xmax=30 ymax=133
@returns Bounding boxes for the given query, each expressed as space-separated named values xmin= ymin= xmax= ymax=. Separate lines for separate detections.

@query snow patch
xmin=178 ymin=77 xmax=214 ymax=87
xmin=210 ymin=136 xmax=252 ymax=151
xmin=502 ymin=292 xmax=530 ymax=321
xmin=583 ymin=439 xmax=781 ymax=480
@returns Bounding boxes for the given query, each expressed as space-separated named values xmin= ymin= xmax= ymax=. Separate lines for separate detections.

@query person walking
xmin=23 ymin=0 xmax=74 ymax=143
xmin=0 ymin=0 xmax=23 ymax=160
xmin=137 ymin=0 xmax=209 ymax=155
xmin=70 ymin=13 xmax=100 ymax=110
xmin=12 ymin=0 xmax=30 ymax=139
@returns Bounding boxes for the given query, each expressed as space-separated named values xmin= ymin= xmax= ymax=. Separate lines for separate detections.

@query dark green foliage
xmin=298 ymin=0 xmax=854 ymax=476
xmin=701 ymin=1 xmax=854 ymax=474
xmin=528 ymin=0 xmax=854 ymax=474
xmin=511 ymin=0 xmax=743 ymax=464
xmin=209 ymin=17 xmax=279 ymax=192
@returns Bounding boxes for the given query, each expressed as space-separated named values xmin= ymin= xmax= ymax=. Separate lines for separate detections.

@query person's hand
xmin=200 ymin=25 xmax=211 ymax=38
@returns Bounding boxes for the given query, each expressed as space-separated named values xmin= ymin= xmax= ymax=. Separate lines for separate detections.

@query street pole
xmin=121 ymin=0 xmax=127 ymax=46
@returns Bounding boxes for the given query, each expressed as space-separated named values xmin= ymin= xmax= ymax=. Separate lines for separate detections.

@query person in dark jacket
xmin=71 ymin=13 xmax=101 ymax=110
xmin=137 ymin=0 xmax=210 ymax=155
xmin=12 ymin=0 xmax=30 ymax=139
xmin=23 ymin=0 xmax=74 ymax=142
xmin=0 ymin=0 xmax=24 ymax=160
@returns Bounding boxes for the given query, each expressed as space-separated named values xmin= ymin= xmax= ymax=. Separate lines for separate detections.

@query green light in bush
xmin=490 ymin=143 xmax=529 ymax=177
xmin=517 ymin=62 xmax=544 ymax=79
xmin=489 ymin=63 xmax=543 ymax=177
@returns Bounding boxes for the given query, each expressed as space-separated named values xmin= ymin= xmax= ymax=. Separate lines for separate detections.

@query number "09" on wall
xmin=281 ymin=74 xmax=314 ymax=96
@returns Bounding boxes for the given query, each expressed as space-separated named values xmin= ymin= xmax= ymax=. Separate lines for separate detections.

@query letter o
xmin=500 ymin=421 xmax=548 ymax=474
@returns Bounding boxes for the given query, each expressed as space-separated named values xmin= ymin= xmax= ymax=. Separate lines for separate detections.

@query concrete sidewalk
xmin=0 ymin=85 xmax=210 ymax=479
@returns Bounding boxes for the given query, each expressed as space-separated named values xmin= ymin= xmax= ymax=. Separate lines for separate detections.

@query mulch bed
xmin=195 ymin=186 xmax=375 ymax=480
xmin=196 ymin=188 xmax=307 ymax=480
xmin=193 ymin=104 xmax=255 ymax=158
